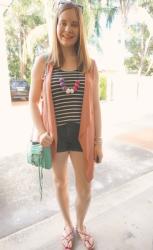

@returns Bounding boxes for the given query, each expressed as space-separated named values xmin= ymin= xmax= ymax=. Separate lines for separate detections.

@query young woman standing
xmin=29 ymin=1 xmax=103 ymax=249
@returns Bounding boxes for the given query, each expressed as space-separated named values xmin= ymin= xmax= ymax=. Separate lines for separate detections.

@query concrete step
xmin=0 ymin=171 xmax=153 ymax=250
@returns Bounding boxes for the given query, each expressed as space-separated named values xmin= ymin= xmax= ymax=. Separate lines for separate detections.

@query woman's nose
xmin=65 ymin=25 xmax=72 ymax=32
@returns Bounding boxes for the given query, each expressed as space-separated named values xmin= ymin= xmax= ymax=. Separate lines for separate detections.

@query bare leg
xmin=52 ymin=152 xmax=73 ymax=229
xmin=70 ymin=151 xmax=92 ymax=231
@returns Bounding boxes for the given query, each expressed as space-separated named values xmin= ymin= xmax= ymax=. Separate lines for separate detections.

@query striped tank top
xmin=51 ymin=67 xmax=85 ymax=127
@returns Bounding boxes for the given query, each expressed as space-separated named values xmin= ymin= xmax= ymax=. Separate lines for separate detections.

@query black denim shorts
xmin=57 ymin=122 xmax=82 ymax=152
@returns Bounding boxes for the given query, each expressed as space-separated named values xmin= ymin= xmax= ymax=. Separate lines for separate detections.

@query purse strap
xmin=39 ymin=165 xmax=43 ymax=201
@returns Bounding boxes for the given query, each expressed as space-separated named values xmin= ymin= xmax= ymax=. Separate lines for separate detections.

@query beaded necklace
xmin=59 ymin=77 xmax=80 ymax=95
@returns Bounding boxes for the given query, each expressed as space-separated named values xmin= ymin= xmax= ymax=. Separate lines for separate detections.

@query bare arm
xmin=93 ymin=62 xmax=102 ymax=142
xmin=29 ymin=55 xmax=52 ymax=146
xmin=29 ymin=55 xmax=46 ymax=135
xmin=93 ymin=62 xmax=103 ymax=162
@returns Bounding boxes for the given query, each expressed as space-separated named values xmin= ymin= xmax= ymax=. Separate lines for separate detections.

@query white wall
xmin=106 ymin=72 xmax=153 ymax=104
xmin=0 ymin=7 xmax=11 ymax=111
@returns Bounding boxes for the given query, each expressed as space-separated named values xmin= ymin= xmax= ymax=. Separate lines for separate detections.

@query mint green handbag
xmin=27 ymin=141 xmax=52 ymax=200
xmin=27 ymin=142 xmax=52 ymax=169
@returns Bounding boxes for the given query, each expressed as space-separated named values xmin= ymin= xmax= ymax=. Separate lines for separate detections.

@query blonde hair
xmin=49 ymin=2 xmax=91 ymax=73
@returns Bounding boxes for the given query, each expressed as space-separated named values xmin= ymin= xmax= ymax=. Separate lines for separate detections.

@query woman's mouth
xmin=63 ymin=36 xmax=74 ymax=40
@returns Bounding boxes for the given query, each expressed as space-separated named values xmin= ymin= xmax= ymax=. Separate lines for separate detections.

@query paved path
xmin=0 ymin=100 xmax=153 ymax=249
xmin=0 ymin=171 xmax=153 ymax=250
xmin=115 ymin=127 xmax=153 ymax=152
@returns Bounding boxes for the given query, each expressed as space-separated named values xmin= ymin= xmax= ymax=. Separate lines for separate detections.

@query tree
xmin=4 ymin=0 xmax=46 ymax=81
xmin=125 ymin=4 xmax=153 ymax=96
xmin=125 ymin=23 xmax=153 ymax=75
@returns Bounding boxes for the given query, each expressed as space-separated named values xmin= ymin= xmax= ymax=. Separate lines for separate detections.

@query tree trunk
xmin=119 ymin=0 xmax=131 ymax=70
xmin=44 ymin=0 xmax=53 ymax=48
xmin=18 ymin=24 xmax=27 ymax=79
xmin=137 ymin=33 xmax=152 ymax=96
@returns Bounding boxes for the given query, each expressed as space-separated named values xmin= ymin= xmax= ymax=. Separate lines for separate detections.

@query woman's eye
xmin=61 ymin=22 xmax=66 ymax=27
xmin=72 ymin=22 xmax=79 ymax=27
xmin=59 ymin=21 xmax=79 ymax=28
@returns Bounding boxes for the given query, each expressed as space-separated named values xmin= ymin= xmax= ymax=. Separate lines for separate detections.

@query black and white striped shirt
xmin=51 ymin=67 xmax=85 ymax=127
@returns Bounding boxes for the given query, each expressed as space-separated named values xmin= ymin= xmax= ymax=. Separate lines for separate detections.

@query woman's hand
xmin=94 ymin=143 xmax=103 ymax=163
xmin=39 ymin=132 xmax=53 ymax=147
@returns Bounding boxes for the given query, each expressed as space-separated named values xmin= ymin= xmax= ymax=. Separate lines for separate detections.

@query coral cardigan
xmin=41 ymin=61 xmax=97 ymax=182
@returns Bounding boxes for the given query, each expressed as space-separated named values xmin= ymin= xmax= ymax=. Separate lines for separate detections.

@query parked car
xmin=10 ymin=79 xmax=30 ymax=101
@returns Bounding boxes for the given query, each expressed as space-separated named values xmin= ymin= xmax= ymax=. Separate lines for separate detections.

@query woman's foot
xmin=76 ymin=226 xmax=95 ymax=249
xmin=62 ymin=226 xmax=74 ymax=250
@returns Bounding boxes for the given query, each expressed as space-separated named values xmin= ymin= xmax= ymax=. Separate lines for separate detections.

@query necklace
xmin=59 ymin=77 xmax=80 ymax=95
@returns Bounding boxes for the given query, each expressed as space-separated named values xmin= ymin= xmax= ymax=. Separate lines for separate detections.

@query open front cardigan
xmin=41 ymin=61 xmax=97 ymax=182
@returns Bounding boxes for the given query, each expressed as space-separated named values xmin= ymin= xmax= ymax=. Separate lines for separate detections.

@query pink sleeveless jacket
xmin=41 ymin=61 xmax=97 ymax=182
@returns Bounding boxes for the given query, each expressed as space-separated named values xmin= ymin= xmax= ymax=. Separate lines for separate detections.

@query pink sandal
xmin=76 ymin=226 xmax=95 ymax=249
xmin=62 ymin=226 xmax=74 ymax=250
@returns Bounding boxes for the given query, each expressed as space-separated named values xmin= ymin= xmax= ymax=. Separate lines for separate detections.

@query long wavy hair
xmin=49 ymin=2 xmax=91 ymax=73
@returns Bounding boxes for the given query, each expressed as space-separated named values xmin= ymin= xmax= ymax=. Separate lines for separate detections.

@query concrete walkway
xmin=0 ymin=100 xmax=153 ymax=250
xmin=0 ymin=171 xmax=153 ymax=250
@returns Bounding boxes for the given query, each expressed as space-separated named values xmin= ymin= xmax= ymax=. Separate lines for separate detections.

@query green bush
xmin=99 ymin=72 xmax=107 ymax=100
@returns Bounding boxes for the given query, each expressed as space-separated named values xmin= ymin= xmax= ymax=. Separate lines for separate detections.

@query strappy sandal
xmin=76 ymin=226 xmax=95 ymax=250
xmin=62 ymin=226 xmax=74 ymax=250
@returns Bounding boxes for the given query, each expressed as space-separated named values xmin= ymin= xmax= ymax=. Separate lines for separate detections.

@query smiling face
xmin=57 ymin=8 xmax=80 ymax=49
